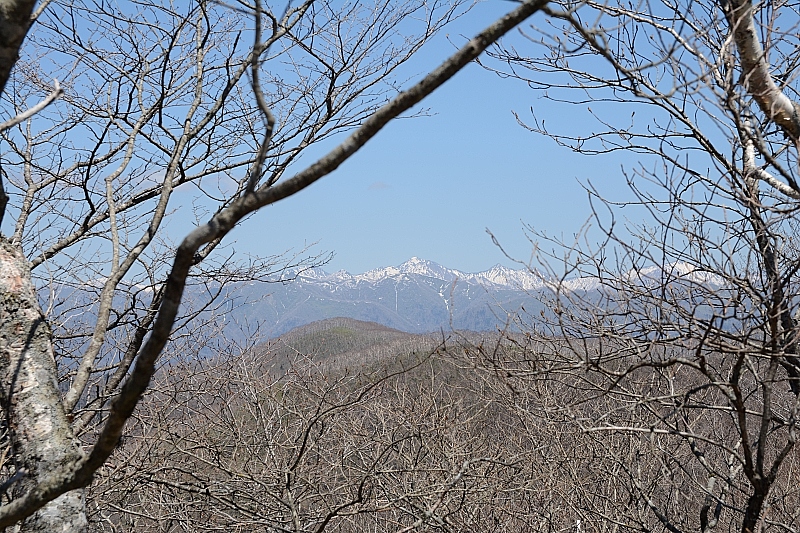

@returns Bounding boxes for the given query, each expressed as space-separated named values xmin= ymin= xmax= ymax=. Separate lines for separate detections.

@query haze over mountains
xmin=57 ymin=257 xmax=721 ymax=343
xmin=234 ymin=257 xmax=586 ymax=337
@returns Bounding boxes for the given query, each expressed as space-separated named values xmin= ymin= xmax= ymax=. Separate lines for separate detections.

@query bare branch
xmin=0 ymin=79 xmax=61 ymax=132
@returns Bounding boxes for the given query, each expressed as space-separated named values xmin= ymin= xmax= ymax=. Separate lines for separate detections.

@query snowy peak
xmin=295 ymin=258 xmax=547 ymax=291
xmin=628 ymin=262 xmax=725 ymax=288
xmin=356 ymin=257 xmax=457 ymax=283
xmin=262 ymin=257 xmax=723 ymax=293
xmin=397 ymin=257 xmax=456 ymax=280
xmin=357 ymin=265 xmax=401 ymax=283
xmin=469 ymin=264 xmax=544 ymax=291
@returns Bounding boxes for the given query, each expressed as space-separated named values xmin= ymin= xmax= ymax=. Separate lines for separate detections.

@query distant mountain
xmin=210 ymin=257 xmax=731 ymax=338
xmin=223 ymin=257 xmax=557 ymax=337
xmin=47 ymin=257 xmax=725 ymax=343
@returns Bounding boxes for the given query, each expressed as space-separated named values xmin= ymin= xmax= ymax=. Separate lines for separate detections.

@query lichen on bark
xmin=0 ymin=238 xmax=86 ymax=532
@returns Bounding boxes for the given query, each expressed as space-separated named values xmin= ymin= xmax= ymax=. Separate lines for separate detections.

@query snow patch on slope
xmin=289 ymin=257 xmax=724 ymax=294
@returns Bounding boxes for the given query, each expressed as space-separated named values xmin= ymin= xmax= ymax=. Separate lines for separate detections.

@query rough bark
xmin=0 ymin=238 xmax=86 ymax=532
xmin=0 ymin=0 xmax=35 ymax=97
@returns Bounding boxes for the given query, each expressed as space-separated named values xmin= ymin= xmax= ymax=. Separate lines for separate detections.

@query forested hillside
xmin=0 ymin=0 xmax=798 ymax=530
xmin=82 ymin=320 xmax=607 ymax=531
xmin=85 ymin=319 xmax=800 ymax=531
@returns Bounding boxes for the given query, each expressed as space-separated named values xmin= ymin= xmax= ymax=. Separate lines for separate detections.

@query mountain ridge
xmin=282 ymin=257 xmax=548 ymax=291
xmin=235 ymin=256 xmax=727 ymax=337
xmin=53 ymin=257 xmax=721 ymax=342
xmin=234 ymin=257 xmax=556 ymax=337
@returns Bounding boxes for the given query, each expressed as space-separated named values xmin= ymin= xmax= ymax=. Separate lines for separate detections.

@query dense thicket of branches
xmin=476 ymin=0 xmax=800 ymax=531
xmin=1 ymin=0 xmax=800 ymax=530
xmin=85 ymin=334 xmax=607 ymax=532
xmin=0 ymin=0 xmax=549 ymax=530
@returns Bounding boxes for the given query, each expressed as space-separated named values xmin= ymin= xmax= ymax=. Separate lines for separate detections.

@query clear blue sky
xmin=227 ymin=1 xmax=630 ymax=275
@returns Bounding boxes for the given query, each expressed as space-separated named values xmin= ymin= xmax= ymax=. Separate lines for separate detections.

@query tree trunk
xmin=0 ymin=0 xmax=36 ymax=97
xmin=742 ymin=486 xmax=767 ymax=533
xmin=0 ymin=239 xmax=86 ymax=532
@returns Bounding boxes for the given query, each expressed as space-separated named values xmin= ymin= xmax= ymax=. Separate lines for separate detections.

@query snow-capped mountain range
xmin=290 ymin=257 xmax=549 ymax=291
xmin=67 ymin=257 xmax=723 ymax=339
xmin=228 ymin=257 xmax=723 ymax=337
xmin=227 ymin=257 xmax=606 ymax=337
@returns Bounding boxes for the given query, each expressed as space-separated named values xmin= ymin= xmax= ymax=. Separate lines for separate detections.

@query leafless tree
xmin=0 ymin=0 xmax=551 ymax=530
xmin=472 ymin=0 xmax=800 ymax=531
xmin=87 ymin=331 xmax=574 ymax=532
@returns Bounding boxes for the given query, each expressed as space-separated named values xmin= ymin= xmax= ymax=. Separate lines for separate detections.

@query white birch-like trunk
xmin=0 ymin=239 xmax=86 ymax=532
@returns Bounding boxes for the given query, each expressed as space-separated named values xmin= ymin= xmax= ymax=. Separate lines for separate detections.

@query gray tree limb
xmin=724 ymin=0 xmax=800 ymax=142
xmin=0 ymin=0 xmax=549 ymax=527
